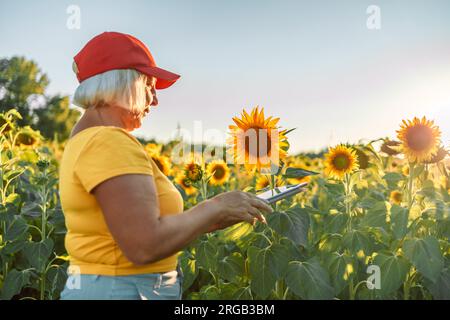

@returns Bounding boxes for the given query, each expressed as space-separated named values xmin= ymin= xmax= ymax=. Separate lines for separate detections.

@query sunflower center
xmin=257 ymin=178 xmax=270 ymax=189
xmin=186 ymin=163 xmax=202 ymax=181
xmin=393 ymin=192 xmax=402 ymax=202
xmin=182 ymin=179 xmax=191 ymax=188
xmin=405 ymin=125 xmax=434 ymax=151
xmin=244 ymin=126 xmax=272 ymax=160
xmin=333 ymin=154 xmax=350 ymax=170
xmin=212 ymin=165 xmax=226 ymax=180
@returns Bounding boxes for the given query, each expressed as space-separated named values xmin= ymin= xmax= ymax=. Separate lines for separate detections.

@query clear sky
xmin=1 ymin=0 xmax=449 ymax=153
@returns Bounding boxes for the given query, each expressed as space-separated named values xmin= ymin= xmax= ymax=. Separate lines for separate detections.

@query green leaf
xmin=361 ymin=202 xmax=388 ymax=229
xmin=411 ymin=165 xmax=424 ymax=179
xmin=283 ymin=127 xmax=297 ymax=136
xmin=247 ymin=232 xmax=272 ymax=249
xmin=417 ymin=180 xmax=436 ymax=199
xmin=218 ymin=282 xmax=240 ymax=299
xmin=4 ymin=215 xmax=29 ymax=242
xmin=46 ymin=267 xmax=67 ymax=299
xmin=390 ymin=205 xmax=409 ymax=239
xmin=267 ymin=207 xmax=310 ymax=246
xmin=248 ymin=246 xmax=277 ymax=299
xmin=402 ymin=236 xmax=444 ymax=282
xmin=199 ymin=285 xmax=220 ymax=299
xmin=2 ymin=239 xmax=26 ymax=255
xmin=424 ymin=267 xmax=450 ymax=300
xmin=324 ymin=213 xmax=348 ymax=234
xmin=4 ymin=193 xmax=21 ymax=206
xmin=4 ymin=169 xmax=25 ymax=182
xmin=5 ymin=108 xmax=23 ymax=120
xmin=23 ymin=239 xmax=54 ymax=273
xmin=179 ymin=253 xmax=198 ymax=291
xmin=267 ymin=244 xmax=290 ymax=279
xmin=325 ymin=252 xmax=353 ymax=295
xmin=373 ymin=253 xmax=410 ymax=297
xmin=342 ymin=229 xmax=372 ymax=255
xmin=383 ymin=172 xmax=404 ymax=189
xmin=20 ymin=202 xmax=41 ymax=217
xmin=319 ymin=234 xmax=343 ymax=253
xmin=285 ymin=258 xmax=334 ymax=299
xmin=217 ymin=252 xmax=245 ymax=283
xmin=232 ymin=286 xmax=253 ymax=300
xmin=283 ymin=167 xmax=319 ymax=179
xmin=0 ymin=269 xmax=31 ymax=300
xmin=219 ymin=222 xmax=253 ymax=242
xmin=195 ymin=240 xmax=217 ymax=272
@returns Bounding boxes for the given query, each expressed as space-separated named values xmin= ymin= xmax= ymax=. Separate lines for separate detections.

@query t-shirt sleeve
xmin=74 ymin=128 xmax=154 ymax=193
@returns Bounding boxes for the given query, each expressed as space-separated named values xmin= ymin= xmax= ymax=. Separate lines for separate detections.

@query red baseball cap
xmin=73 ymin=31 xmax=180 ymax=89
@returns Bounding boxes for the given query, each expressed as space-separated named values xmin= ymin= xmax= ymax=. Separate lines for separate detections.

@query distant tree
xmin=0 ymin=56 xmax=80 ymax=141
xmin=33 ymin=95 xmax=81 ymax=141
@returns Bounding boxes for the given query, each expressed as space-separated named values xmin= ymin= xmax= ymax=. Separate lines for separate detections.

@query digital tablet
xmin=256 ymin=182 xmax=308 ymax=204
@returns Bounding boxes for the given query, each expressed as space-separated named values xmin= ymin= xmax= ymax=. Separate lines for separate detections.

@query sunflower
xmin=145 ymin=142 xmax=162 ymax=155
xmin=228 ymin=106 xmax=289 ymax=173
xmin=324 ymin=145 xmax=359 ymax=180
xmin=206 ymin=160 xmax=230 ymax=186
xmin=423 ymin=146 xmax=448 ymax=164
xmin=14 ymin=126 xmax=41 ymax=147
xmin=380 ymin=139 xmax=401 ymax=156
xmin=312 ymin=158 xmax=321 ymax=168
xmin=175 ymin=174 xmax=197 ymax=196
xmin=255 ymin=175 xmax=284 ymax=191
xmin=151 ymin=154 xmax=172 ymax=176
xmin=0 ymin=114 xmax=13 ymax=134
xmin=397 ymin=117 xmax=441 ymax=163
xmin=354 ymin=147 xmax=369 ymax=170
xmin=389 ymin=190 xmax=403 ymax=205
xmin=285 ymin=160 xmax=313 ymax=185
xmin=184 ymin=161 xmax=203 ymax=183
xmin=402 ymin=165 xmax=410 ymax=176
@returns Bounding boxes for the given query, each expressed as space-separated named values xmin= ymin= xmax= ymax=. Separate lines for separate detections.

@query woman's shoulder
xmin=69 ymin=126 xmax=141 ymax=147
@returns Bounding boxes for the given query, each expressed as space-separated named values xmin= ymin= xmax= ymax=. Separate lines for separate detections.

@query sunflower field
xmin=0 ymin=107 xmax=449 ymax=300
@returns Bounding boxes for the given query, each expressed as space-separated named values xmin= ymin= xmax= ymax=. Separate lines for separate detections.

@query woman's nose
xmin=151 ymin=92 xmax=158 ymax=107
xmin=150 ymin=89 xmax=158 ymax=107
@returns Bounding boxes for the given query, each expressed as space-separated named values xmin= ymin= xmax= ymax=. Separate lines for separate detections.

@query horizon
xmin=1 ymin=0 xmax=449 ymax=153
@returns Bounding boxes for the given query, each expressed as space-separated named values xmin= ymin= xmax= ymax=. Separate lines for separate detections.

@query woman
xmin=58 ymin=32 xmax=271 ymax=300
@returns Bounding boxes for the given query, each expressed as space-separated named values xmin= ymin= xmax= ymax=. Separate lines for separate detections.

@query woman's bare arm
xmin=92 ymin=174 xmax=271 ymax=265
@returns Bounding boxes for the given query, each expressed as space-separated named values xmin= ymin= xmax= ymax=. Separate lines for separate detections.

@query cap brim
xmin=137 ymin=66 xmax=180 ymax=90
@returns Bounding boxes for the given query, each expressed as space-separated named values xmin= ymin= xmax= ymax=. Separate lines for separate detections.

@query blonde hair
xmin=73 ymin=69 xmax=148 ymax=113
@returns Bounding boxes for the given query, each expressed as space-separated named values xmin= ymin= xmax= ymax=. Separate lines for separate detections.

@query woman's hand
xmin=205 ymin=191 xmax=273 ymax=232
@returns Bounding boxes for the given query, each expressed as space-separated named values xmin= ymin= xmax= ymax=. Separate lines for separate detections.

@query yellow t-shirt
xmin=58 ymin=126 xmax=184 ymax=276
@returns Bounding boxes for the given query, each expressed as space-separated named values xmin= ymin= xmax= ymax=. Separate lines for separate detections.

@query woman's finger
xmin=247 ymin=197 xmax=273 ymax=214
xmin=241 ymin=212 xmax=256 ymax=225
xmin=247 ymin=206 xmax=267 ymax=224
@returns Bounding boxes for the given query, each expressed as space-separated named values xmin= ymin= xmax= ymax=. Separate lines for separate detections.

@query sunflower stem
xmin=268 ymin=174 xmax=277 ymax=211
xmin=344 ymin=173 xmax=352 ymax=231
xmin=406 ymin=162 xmax=415 ymax=209
xmin=199 ymin=176 xmax=208 ymax=201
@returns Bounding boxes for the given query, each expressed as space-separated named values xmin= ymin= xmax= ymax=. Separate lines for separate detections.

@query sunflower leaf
xmin=283 ymin=127 xmax=297 ymax=136
xmin=283 ymin=167 xmax=319 ymax=179
xmin=285 ymin=257 xmax=334 ymax=300
xmin=402 ymin=236 xmax=444 ymax=282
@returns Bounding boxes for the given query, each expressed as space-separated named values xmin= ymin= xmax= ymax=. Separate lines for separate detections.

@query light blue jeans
xmin=60 ymin=266 xmax=183 ymax=300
